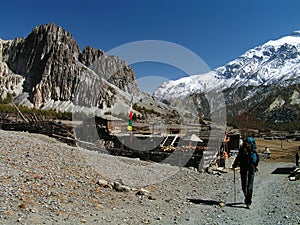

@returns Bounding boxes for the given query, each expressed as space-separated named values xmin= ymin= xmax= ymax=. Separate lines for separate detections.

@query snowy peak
xmin=217 ymin=32 xmax=300 ymax=87
xmin=264 ymin=32 xmax=300 ymax=49
xmin=154 ymin=73 xmax=218 ymax=99
xmin=290 ymin=30 xmax=300 ymax=37
xmin=153 ymin=31 xmax=300 ymax=125
xmin=216 ymin=32 xmax=300 ymax=82
xmin=154 ymin=32 xmax=300 ymax=101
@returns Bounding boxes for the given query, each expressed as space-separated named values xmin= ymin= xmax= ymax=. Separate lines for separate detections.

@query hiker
xmin=232 ymin=137 xmax=259 ymax=209
xmin=296 ymin=153 xmax=299 ymax=167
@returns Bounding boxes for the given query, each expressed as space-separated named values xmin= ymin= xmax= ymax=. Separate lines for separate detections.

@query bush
xmin=0 ymin=93 xmax=13 ymax=104
xmin=0 ymin=103 xmax=72 ymax=120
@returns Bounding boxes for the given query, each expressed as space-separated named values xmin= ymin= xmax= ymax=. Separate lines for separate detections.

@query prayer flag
xmin=128 ymin=96 xmax=133 ymax=131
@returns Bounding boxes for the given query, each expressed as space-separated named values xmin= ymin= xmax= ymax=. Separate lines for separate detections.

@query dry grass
xmin=256 ymin=138 xmax=300 ymax=162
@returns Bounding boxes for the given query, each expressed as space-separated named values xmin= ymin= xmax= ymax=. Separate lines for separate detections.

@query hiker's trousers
xmin=240 ymin=169 xmax=255 ymax=205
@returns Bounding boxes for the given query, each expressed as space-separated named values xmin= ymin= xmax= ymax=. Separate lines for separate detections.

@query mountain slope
xmin=0 ymin=23 xmax=142 ymax=111
xmin=0 ymin=23 xmax=184 ymax=131
xmin=154 ymin=31 xmax=300 ymax=128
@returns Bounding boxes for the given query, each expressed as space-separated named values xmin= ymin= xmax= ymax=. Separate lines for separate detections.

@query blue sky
xmin=1 ymin=0 xmax=300 ymax=84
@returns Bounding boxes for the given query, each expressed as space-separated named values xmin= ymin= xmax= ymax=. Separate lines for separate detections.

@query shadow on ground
xmin=187 ymin=198 xmax=246 ymax=208
xmin=271 ymin=167 xmax=296 ymax=174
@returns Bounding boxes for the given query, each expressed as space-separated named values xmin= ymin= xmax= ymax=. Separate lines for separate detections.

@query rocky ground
xmin=0 ymin=130 xmax=299 ymax=225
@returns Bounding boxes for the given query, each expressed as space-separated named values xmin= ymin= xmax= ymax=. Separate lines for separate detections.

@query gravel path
xmin=0 ymin=130 xmax=299 ymax=224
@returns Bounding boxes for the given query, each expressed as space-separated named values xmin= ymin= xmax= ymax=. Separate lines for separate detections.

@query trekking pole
xmin=233 ymin=168 xmax=236 ymax=204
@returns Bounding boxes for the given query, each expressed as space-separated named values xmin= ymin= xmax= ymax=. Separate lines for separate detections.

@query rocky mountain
xmin=3 ymin=23 xmax=299 ymax=131
xmin=154 ymin=31 xmax=300 ymax=129
xmin=0 ymin=23 xmax=175 ymax=122
xmin=0 ymin=23 xmax=141 ymax=111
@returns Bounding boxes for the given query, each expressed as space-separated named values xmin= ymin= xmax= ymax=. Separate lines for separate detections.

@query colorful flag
xmin=128 ymin=96 xmax=133 ymax=131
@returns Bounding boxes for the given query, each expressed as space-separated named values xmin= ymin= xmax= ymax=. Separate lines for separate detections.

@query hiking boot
xmin=246 ymin=204 xmax=251 ymax=209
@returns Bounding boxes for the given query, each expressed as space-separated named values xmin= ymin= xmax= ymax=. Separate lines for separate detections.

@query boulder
xmin=113 ymin=182 xmax=131 ymax=192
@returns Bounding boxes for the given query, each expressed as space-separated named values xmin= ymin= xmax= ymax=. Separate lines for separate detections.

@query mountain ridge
xmin=154 ymin=31 xmax=300 ymax=129
xmin=0 ymin=23 xmax=140 ymax=111
xmin=0 ymin=23 xmax=183 ymax=129
xmin=1 ymin=23 xmax=299 ymax=130
xmin=155 ymin=31 xmax=300 ymax=98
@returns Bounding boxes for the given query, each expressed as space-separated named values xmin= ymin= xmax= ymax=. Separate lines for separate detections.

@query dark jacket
xmin=232 ymin=143 xmax=259 ymax=172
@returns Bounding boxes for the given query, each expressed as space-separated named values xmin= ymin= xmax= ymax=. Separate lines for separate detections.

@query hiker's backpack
xmin=251 ymin=151 xmax=259 ymax=165
xmin=246 ymin=137 xmax=259 ymax=165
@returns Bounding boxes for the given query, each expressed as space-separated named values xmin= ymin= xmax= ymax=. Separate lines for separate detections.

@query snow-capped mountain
xmin=154 ymin=31 xmax=300 ymax=127
xmin=155 ymin=31 xmax=300 ymax=99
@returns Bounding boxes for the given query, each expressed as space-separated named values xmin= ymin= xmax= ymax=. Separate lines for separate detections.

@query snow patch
xmin=290 ymin=90 xmax=300 ymax=105
xmin=264 ymin=35 xmax=300 ymax=50
xmin=266 ymin=97 xmax=285 ymax=112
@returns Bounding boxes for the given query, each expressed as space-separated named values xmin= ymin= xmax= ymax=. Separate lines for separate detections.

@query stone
xmin=148 ymin=195 xmax=156 ymax=200
xmin=80 ymin=219 xmax=87 ymax=223
xmin=114 ymin=182 xmax=131 ymax=192
xmin=136 ymin=188 xmax=150 ymax=196
xmin=97 ymin=179 xmax=108 ymax=187
xmin=219 ymin=202 xmax=226 ymax=207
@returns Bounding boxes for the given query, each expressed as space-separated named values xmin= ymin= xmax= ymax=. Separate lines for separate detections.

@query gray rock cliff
xmin=0 ymin=23 xmax=140 ymax=110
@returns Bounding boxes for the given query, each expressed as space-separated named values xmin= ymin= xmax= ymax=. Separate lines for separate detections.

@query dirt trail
xmin=176 ymin=162 xmax=300 ymax=225
xmin=0 ymin=130 xmax=299 ymax=224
